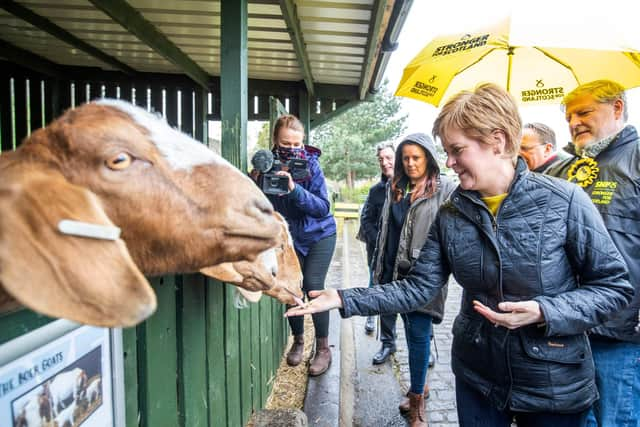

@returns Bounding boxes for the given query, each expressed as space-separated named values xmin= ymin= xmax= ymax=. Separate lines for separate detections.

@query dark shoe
xmin=364 ymin=316 xmax=375 ymax=334
xmin=428 ymin=351 xmax=435 ymax=368
xmin=408 ymin=391 xmax=427 ymax=427
xmin=309 ymin=337 xmax=331 ymax=376
xmin=372 ymin=344 xmax=396 ymax=365
xmin=399 ymin=385 xmax=430 ymax=414
xmin=286 ymin=335 xmax=304 ymax=366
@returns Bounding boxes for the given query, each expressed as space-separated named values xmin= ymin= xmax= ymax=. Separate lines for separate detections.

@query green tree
xmin=255 ymin=122 xmax=270 ymax=151
xmin=311 ymin=80 xmax=407 ymax=187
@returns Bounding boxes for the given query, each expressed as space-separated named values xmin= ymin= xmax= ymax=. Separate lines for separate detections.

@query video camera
xmin=251 ymin=149 xmax=310 ymax=195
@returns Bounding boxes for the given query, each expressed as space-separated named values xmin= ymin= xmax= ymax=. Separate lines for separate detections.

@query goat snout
xmin=247 ymin=197 xmax=274 ymax=218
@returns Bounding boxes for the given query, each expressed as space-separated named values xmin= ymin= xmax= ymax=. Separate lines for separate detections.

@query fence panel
xmin=0 ymin=63 xmax=292 ymax=427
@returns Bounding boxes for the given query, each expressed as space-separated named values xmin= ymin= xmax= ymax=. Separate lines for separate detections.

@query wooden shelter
xmin=0 ymin=1 xmax=411 ymax=426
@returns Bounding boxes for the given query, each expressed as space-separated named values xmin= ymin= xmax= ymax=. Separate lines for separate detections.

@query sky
xmin=381 ymin=0 xmax=640 ymax=148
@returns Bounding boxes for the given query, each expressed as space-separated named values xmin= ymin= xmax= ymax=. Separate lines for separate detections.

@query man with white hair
xmin=548 ymin=79 xmax=640 ymax=427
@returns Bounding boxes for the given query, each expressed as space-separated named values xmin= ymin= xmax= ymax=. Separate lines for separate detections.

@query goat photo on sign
xmin=12 ymin=346 xmax=103 ymax=427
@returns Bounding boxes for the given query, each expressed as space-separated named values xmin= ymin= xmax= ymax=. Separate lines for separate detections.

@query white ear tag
xmin=58 ymin=220 xmax=121 ymax=241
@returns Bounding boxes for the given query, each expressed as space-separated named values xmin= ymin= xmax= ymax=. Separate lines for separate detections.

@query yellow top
xmin=481 ymin=193 xmax=508 ymax=216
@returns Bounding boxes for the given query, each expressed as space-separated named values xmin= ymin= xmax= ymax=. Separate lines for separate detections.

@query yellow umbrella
xmin=395 ymin=18 xmax=640 ymax=107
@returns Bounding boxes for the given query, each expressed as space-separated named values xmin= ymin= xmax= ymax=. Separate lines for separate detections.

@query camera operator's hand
xmin=249 ymin=168 xmax=260 ymax=182
xmin=275 ymin=171 xmax=295 ymax=192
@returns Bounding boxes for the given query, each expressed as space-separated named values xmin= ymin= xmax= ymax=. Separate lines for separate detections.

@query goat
xmin=45 ymin=368 xmax=87 ymax=417
xmin=53 ymin=399 xmax=77 ymax=427
xmin=13 ymin=387 xmax=51 ymax=427
xmin=85 ymin=377 xmax=101 ymax=404
xmin=201 ymin=212 xmax=303 ymax=305
xmin=0 ymin=99 xmax=281 ymax=326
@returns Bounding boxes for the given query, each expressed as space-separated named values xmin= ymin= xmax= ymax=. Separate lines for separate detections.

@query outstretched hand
xmin=473 ymin=300 xmax=544 ymax=330
xmin=285 ymin=289 xmax=342 ymax=317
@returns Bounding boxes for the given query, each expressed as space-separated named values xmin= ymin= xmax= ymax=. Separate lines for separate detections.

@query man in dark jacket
xmin=357 ymin=141 xmax=395 ymax=337
xmin=547 ymin=79 xmax=640 ymax=427
xmin=519 ymin=122 xmax=564 ymax=173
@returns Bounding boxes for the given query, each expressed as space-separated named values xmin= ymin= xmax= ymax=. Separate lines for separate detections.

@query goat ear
xmin=200 ymin=265 xmax=264 ymax=304
xmin=200 ymin=261 xmax=274 ymax=292
xmin=236 ymin=288 xmax=263 ymax=303
xmin=200 ymin=263 xmax=244 ymax=284
xmin=0 ymin=168 xmax=157 ymax=327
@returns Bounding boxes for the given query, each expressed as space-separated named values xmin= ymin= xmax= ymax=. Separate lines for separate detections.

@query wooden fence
xmin=0 ymin=62 xmax=291 ymax=427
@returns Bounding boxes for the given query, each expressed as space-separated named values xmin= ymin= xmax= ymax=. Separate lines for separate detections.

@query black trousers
xmin=379 ymin=313 xmax=397 ymax=346
xmin=287 ymin=233 xmax=336 ymax=338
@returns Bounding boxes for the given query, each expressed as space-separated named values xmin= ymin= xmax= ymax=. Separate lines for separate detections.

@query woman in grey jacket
xmin=286 ymin=84 xmax=634 ymax=427
xmin=371 ymin=133 xmax=456 ymax=426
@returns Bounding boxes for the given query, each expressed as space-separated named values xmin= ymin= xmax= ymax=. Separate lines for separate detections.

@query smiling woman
xmin=286 ymin=83 xmax=634 ymax=427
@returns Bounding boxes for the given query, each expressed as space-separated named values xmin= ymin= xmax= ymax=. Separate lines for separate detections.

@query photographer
xmin=251 ymin=114 xmax=336 ymax=376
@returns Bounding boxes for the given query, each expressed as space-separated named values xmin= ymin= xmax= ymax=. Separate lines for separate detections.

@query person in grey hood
xmin=285 ymin=84 xmax=634 ymax=427
xmin=546 ymin=80 xmax=640 ymax=427
xmin=369 ymin=133 xmax=456 ymax=426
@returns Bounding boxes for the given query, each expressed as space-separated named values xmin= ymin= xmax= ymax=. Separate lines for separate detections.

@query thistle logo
xmin=521 ymin=79 xmax=564 ymax=102
xmin=567 ymin=158 xmax=600 ymax=188
xmin=432 ymin=33 xmax=489 ymax=57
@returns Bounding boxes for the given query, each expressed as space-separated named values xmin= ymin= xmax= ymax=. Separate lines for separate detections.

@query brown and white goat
xmin=0 ymin=99 xmax=280 ymax=326
xmin=201 ymin=212 xmax=303 ymax=305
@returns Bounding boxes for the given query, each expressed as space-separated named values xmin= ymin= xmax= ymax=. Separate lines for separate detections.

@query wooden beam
xmin=369 ymin=0 xmax=413 ymax=92
xmin=279 ymin=0 xmax=315 ymax=96
xmin=298 ymin=87 xmax=310 ymax=136
xmin=0 ymin=39 xmax=63 ymax=78
xmin=1 ymin=0 xmax=137 ymax=75
xmin=315 ymin=83 xmax=359 ymax=101
xmin=88 ymin=0 xmax=210 ymax=89
xmin=220 ymin=0 xmax=248 ymax=171
xmin=310 ymin=99 xmax=360 ymax=130
xmin=358 ymin=0 xmax=393 ymax=100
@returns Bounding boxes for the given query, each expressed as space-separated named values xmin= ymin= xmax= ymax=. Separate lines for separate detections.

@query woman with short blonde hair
xmin=285 ymin=83 xmax=633 ymax=427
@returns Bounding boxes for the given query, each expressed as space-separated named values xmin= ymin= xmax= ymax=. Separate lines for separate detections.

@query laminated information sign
xmin=0 ymin=320 xmax=125 ymax=427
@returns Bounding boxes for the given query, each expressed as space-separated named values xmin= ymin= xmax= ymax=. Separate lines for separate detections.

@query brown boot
xmin=286 ymin=335 xmax=304 ymax=366
xmin=399 ymin=385 xmax=430 ymax=413
xmin=308 ymin=337 xmax=331 ymax=376
xmin=408 ymin=391 xmax=427 ymax=427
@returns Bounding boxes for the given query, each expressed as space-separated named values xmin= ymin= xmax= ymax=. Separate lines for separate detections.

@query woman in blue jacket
xmin=285 ymin=85 xmax=633 ymax=426
xmin=262 ymin=114 xmax=336 ymax=376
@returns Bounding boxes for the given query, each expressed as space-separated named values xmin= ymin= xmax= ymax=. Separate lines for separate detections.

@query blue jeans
xmin=401 ymin=311 xmax=432 ymax=394
xmin=584 ymin=339 xmax=640 ymax=427
xmin=456 ymin=377 xmax=588 ymax=427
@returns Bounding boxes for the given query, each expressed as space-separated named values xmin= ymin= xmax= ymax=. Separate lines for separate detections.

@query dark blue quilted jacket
xmin=548 ymin=125 xmax=640 ymax=344
xmin=338 ymin=158 xmax=633 ymax=413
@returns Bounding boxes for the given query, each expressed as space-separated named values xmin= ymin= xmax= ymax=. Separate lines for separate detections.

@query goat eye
xmin=106 ymin=152 xmax=132 ymax=170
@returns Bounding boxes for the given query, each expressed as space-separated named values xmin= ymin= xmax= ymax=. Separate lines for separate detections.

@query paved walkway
xmin=304 ymin=219 xmax=461 ymax=426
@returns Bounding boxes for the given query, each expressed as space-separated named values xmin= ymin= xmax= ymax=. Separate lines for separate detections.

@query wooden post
xmin=298 ymin=88 xmax=311 ymax=143
xmin=220 ymin=0 xmax=248 ymax=171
